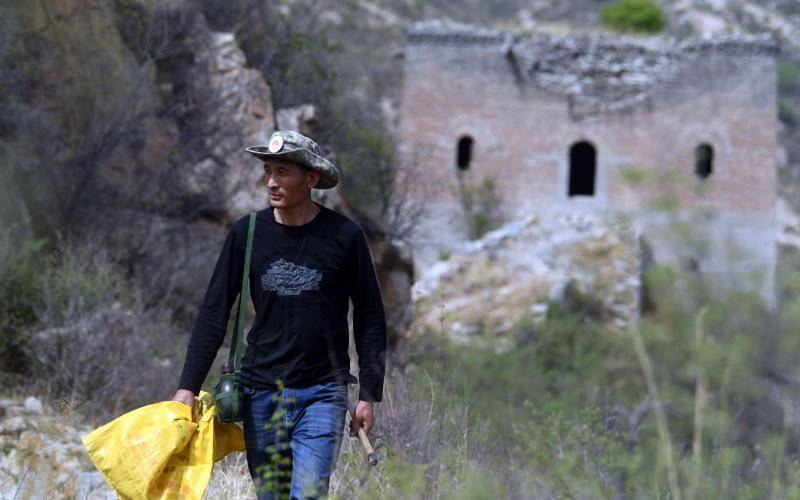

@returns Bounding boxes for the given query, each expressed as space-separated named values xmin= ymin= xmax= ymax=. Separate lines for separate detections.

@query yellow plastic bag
xmin=81 ymin=390 xmax=245 ymax=499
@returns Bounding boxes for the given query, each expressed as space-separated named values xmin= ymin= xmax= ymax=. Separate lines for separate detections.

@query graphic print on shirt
xmin=261 ymin=257 xmax=323 ymax=296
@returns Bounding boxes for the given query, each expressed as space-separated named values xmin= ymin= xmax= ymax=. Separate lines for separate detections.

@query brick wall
xmin=398 ymin=22 xmax=779 ymax=298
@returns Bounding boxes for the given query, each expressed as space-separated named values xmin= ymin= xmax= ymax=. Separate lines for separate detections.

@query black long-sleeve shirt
xmin=177 ymin=201 xmax=387 ymax=402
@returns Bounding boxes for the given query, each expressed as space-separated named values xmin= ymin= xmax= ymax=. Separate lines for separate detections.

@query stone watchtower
xmin=398 ymin=20 xmax=780 ymax=298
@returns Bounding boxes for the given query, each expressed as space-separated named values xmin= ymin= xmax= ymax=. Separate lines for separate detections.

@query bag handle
xmin=229 ymin=212 xmax=256 ymax=376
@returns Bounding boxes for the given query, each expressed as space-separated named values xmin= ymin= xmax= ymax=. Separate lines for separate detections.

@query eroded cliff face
xmin=181 ymin=29 xmax=276 ymax=222
xmin=100 ymin=6 xmax=280 ymax=316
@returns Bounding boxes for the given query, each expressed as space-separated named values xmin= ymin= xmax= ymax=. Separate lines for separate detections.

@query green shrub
xmin=601 ymin=0 xmax=666 ymax=34
xmin=457 ymin=174 xmax=503 ymax=240
xmin=385 ymin=254 xmax=800 ymax=497
xmin=334 ymin=119 xmax=397 ymax=219
xmin=0 ymin=237 xmax=48 ymax=369
xmin=646 ymin=193 xmax=680 ymax=211
xmin=779 ymin=100 xmax=798 ymax=127
xmin=778 ymin=59 xmax=799 ymax=91
xmin=619 ymin=166 xmax=648 ymax=185
xmin=0 ymin=236 xmax=184 ymax=421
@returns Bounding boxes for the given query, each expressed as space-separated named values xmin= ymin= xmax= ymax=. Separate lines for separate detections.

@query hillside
xmin=2 ymin=0 xmax=800 ymax=498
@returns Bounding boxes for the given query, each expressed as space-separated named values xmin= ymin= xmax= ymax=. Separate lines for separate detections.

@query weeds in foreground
xmin=4 ymin=237 xmax=800 ymax=498
xmin=204 ymin=452 xmax=253 ymax=499
xmin=6 ymin=266 xmax=800 ymax=499
xmin=326 ymin=263 xmax=800 ymax=498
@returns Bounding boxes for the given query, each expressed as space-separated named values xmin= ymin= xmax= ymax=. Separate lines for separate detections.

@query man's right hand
xmin=172 ymin=389 xmax=196 ymax=409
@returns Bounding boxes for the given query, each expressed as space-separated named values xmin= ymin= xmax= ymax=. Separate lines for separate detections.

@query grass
xmin=456 ymin=172 xmax=504 ymax=241
xmin=204 ymin=453 xmax=255 ymax=499
xmin=4 ymin=231 xmax=800 ymax=498
xmin=324 ymin=261 xmax=800 ymax=498
xmin=6 ymin=271 xmax=800 ymax=498
xmin=628 ymin=319 xmax=681 ymax=500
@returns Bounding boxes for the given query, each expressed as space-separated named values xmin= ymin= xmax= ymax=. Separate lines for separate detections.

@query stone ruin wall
xmin=398 ymin=21 xmax=780 ymax=297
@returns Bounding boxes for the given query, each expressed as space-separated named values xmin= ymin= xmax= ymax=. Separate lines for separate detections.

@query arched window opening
xmin=568 ymin=141 xmax=596 ymax=197
xmin=695 ymin=143 xmax=713 ymax=179
xmin=456 ymin=136 xmax=473 ymax=170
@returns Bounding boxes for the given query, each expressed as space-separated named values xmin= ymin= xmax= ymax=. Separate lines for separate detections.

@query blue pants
xmin=242 ymin=380 xmax=349 ymax=499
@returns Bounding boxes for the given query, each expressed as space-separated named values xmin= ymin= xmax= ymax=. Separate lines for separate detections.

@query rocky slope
xmin=0 ymin=392 xmax=371 ymax=499
xmin=412 ymin=212 xmax=641 ymax=347
xmin=0 ymin=392 xmax=260 ymax=499
xmin=0 ymin=395 xmax=110 ymax=499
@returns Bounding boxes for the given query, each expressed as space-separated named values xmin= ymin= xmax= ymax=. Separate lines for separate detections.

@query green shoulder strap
xmin=231 ymin=212 xmax=256 ymax=375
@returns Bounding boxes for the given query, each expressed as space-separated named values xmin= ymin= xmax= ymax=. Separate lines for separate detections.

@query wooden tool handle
xmin=357 ymin=427 xmax=378 ymax=466
xmin=357 ymin=427 xmax=374 ymax=454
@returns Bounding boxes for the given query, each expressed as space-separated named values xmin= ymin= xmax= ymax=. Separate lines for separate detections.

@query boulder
xmin=164 ymin=17 xmax=276 ymax=224
xmin=23 ymin=397 xmax=43 ymax=415
xmin=276 ymin=104 xmax=318 ymax=137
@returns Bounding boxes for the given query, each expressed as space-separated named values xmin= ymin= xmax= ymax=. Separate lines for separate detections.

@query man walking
xmin=172 ymin=130 xmax=387 ymax=499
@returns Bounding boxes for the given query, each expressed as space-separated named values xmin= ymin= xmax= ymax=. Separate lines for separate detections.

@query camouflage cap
xmin=246 ymin=130 xmax=339 ymax=189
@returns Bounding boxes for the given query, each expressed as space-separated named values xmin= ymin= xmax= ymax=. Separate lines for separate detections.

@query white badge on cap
xmin=268 ymin=135 xmax=284 ymax=153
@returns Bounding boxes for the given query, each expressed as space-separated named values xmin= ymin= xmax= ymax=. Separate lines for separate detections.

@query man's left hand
xmin=349 ymin=400 xmax=374 ymax=437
